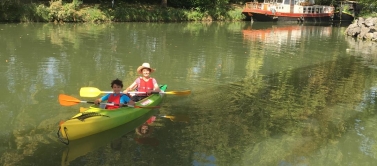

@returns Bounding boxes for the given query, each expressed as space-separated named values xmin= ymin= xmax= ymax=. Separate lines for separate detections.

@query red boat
xmin=242 ymin=0 xmax=335 ymax=22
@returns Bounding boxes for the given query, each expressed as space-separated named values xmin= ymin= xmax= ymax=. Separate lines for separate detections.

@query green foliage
xmin=35 ymin=4 xmax=51 ymax=21
xmin=19 ymin=3 xmax=50 ymax=22
xmin=314 ymin=0 xmax=333 ymax=5
xmin=168 ymin=0 xmax=231 ymax=11
xmin=0 ymin=1 xmax=21 ymax=21
xmin=48 ymin=1 xmax=83 ymax=22
xmin=358 ymin=0 xmax=377 ymax=13
xmin=82 ymin=8 xmax=108 ymax=22
xmin=227 ymin=8 xmax=244 ymax=20
xmin=185 ymin=10 xmax=205 ymax=21
xmin=0 ymin=0 xmax=245 ymax=22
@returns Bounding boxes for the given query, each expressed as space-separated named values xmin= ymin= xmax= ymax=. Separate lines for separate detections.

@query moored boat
xmin=333 ymin=1 xmax=362 ymax=22
xmin=57 ymin=84 xmax=167 ymax=143
xmin=242 ymin=0 xmax=335 ymax=22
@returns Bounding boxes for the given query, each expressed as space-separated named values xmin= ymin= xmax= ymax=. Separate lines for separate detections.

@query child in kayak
xmin=123 ymin=63 xmax=161 ymax=102
xmin=94 ymin=78 xmax=134 ymax=109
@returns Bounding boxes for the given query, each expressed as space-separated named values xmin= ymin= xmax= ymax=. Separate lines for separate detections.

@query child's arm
xmin=95 ymin=94 xmax=110 ymax=104
xmin=123 ymin=78 xmax=139 ymax=94
xmin=120 ymin=95 xmax=134 ymax=106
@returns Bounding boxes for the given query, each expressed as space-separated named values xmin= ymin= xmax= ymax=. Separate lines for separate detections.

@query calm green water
xmin=1 ymin=22 xmax=377 ymax=165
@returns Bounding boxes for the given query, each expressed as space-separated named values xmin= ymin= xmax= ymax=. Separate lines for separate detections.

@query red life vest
xmin=106 ymin=94 xmax=121 ymax=110
xmin=138 ymin=77 xmax=154 ymax=93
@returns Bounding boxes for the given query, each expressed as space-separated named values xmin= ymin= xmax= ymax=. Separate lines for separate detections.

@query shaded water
xmin=1 ymin=22 xmax=377 ymax=165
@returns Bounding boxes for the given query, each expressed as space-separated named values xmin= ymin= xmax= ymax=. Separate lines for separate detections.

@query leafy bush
xmin=82 ymin=8 xmax=109 ymax=22
xmin=35 ymin=4 xmax=51 ymax=21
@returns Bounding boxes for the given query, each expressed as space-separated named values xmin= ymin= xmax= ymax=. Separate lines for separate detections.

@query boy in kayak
xmin=94 ymin=78 xmax=134 ymax=109
xmin=123 ymin=63 xmax=161 ymax=102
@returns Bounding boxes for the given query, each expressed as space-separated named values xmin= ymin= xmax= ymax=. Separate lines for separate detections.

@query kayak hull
xmin=58 ymin=85 xmax=167 ymax=141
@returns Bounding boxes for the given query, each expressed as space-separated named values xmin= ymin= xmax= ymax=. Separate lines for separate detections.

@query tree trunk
xmin=161 ymin=0 xmax=167 ymax=8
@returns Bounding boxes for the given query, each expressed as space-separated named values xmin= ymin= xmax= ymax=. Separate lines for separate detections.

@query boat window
xmin=303 ymin=7 xmax=307 ymax=13
xmin=284 ymin=0 xmax=289 ymax=5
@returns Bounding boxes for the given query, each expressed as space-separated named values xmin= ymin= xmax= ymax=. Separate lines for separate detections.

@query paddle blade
xmin=59 ymin=94 xmax=81 ymax=106
xmin=79 ymin=107 xmax=89 ymax=112
xmin=80 ymin=87 xmax=102 ymax=97
xmin=161 ymin=115 xmax=190 ymax=123
xmin=59 ymin=120 xmax=65 ymax=126
xmin=164 ymin=90 xmax=191 ymax=96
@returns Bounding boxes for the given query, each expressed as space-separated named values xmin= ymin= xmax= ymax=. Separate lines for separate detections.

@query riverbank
xmin=345 ymin=17 xmax=377 ymax=42
xmin=0 ymin=1 xmax=245 ymax=22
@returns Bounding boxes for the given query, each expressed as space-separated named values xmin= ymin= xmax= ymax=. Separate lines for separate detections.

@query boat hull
xmin=242 ymin=2 xmax=334 ymax=22
xmin=332 ymin=1 xmax=361 ymax=22
xmin=333 ymin=12 xmax=354 ymax=21
xmin=245 ymin=13 xmax=332 ymax=22
xmin=58 ymin=85 xmax=167 ymax=141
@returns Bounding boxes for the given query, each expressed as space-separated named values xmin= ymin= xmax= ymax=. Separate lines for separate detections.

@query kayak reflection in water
xmin=134 ymin=115 xmax=159 ymax=146
xmin=110 ymin=115 xmax=159 ymax=151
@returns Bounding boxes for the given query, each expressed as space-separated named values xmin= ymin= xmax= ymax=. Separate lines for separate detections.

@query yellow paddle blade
xmin=80 ymin=87 xmax=191 ymax=97
xmin=163 ymin=90 xmax=191 ymax=96
xmin=79 ymin=107 xmax=89 ymax=112
xmin=161 ymin=115 xmax=190 ymax=122
xmin=59 ymin=94 xmax=81 ymax=106
xmin=80 ymin=87 xmax=103 ymax=97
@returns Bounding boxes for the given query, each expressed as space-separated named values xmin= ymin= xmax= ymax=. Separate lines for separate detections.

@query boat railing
xmin=245 ymin=2 xmax=262 ymax=9
xmin=300 ymin=5 xmax=334 ymax=14
xmin=324 ymin=6 xmax=335 ymax=14
xmin=245 ymin=1 xmax=334 ymax=14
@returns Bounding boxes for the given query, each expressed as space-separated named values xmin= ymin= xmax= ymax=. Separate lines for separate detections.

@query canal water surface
xmin=1 ymin=22 xmax=377 ymax=165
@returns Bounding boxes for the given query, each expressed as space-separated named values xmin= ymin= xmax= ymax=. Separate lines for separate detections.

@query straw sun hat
xmin=136 ymin=63 xmax=155 ymax=74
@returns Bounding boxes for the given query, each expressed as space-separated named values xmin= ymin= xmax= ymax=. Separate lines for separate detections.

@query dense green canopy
xmin=1 ymin=0 xmax=376 ymax=22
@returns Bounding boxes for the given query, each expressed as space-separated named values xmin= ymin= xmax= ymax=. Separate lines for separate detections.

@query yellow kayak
xmin=57 ymin=85 xmax=167 ymax=143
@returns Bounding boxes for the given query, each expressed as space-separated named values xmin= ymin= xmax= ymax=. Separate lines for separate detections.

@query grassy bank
xmin=0 ymin=1 xmax=246 ymax=22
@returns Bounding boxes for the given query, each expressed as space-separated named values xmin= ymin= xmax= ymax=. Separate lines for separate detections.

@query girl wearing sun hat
xmin=123 ymin=63 xmax=161 ymax=101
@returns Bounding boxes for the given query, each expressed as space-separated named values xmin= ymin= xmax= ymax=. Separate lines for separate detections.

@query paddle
xmin=59 ymin=94 xmax=160 ymax=109
xmin=79 ymin=87 xmax=191 ymax=97
xmin=160 ymin=115 xmax=190 ymax=123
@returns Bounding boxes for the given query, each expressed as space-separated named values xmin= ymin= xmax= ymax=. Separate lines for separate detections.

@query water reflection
xmin=243 ymin=24 xmax=332 ymax=44
xmin=187 ymin=24 xmax=377 ymax=165
xmin=62 ymin=109 xmax=159 ymax=165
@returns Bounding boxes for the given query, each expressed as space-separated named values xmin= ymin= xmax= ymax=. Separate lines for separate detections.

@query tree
xmin=161 ymin=0 xmax=167 ymax=7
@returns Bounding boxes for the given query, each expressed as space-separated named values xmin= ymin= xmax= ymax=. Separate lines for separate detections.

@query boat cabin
xmin=247 ymin=0 xmax=333 ymax=14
